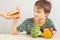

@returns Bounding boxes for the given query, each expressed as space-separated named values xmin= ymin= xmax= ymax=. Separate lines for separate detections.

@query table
xmin=0 ymin=31 xmax=60 ymax=40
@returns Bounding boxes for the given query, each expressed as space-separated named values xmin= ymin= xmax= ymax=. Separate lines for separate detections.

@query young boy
xmin=0 ymin=0 xmax=56 ymax=36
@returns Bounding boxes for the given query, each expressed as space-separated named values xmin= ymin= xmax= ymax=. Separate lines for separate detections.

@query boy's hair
xmin=35 ymin=0 xmax=52 ymax=13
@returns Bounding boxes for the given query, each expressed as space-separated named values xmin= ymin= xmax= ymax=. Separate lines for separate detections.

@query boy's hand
xmin=50 ymin=28 xmax=56 ymax=34
xmin=0 ymin=7 xmax=20 ymax=19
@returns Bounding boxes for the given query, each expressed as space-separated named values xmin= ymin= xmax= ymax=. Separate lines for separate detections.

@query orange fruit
xmin=43 ymin=28 xmax=52 ymax=39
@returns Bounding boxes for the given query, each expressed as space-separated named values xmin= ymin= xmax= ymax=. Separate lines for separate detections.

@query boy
xmin=0 ymin=0 xmax=56 ymax=36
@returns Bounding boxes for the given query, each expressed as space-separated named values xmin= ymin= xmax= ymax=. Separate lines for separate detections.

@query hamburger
xmin=7 ymin=9 xmax=20 ymax=18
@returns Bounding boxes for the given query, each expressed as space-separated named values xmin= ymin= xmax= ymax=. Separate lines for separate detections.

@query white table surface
xmin=0 ymin=31 xmax=60 ymax=40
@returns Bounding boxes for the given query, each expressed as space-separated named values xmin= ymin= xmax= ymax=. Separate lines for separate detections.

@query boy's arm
xmin=10 ymin=18 xmax=18 ymax=35
xmin=0 ymin=13 xmax=19 ymax=35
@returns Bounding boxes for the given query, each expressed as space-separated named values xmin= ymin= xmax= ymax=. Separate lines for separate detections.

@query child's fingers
xmin=12 ymin=14 xmax=20 ymax=19
xmin=50 ymin=28 xmax=56 ymax=35
xmin=15 ymin=6 xmax=20 ymax=13
xmin=50 ymin=28 xmax=54 ymax=32
xmin=16 ymin=6 xmax=20 ymax=10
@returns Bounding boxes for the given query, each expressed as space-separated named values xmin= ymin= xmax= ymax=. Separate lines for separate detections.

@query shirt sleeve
xmin=17 ymin=19 xmax=27 ymax=32
xmin=46 ymin=19 xmax=57 ymax=31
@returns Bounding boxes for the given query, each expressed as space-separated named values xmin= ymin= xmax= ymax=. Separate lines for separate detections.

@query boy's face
xmin=34 ymin=6 xmax=48 ymax=20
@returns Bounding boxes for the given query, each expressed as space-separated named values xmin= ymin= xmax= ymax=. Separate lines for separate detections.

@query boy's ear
xmin=45 ymin=13 xmax=49 ymax=17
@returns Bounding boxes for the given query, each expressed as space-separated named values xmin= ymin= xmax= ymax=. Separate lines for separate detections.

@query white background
xmin=0 ymin=0 xmax=60 ymax=35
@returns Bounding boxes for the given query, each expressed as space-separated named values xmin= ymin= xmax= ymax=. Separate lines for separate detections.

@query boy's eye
xmin=37 ymin=11 xmax=41 ymax=13
xmin=34 ymin=10 xmax=35 ymax=12
xmin=37 ymin=11 xmax=40 ymax=13
xmin=34 ymin=10 xmax=42 ymax=13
